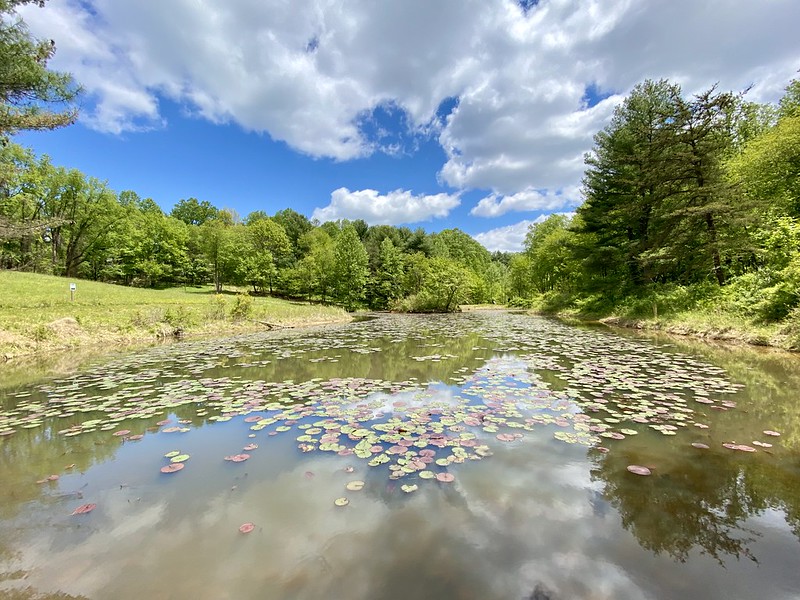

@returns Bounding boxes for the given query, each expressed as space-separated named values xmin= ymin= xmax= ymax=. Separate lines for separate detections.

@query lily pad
xmin=436 ymin=472 xmax=455 ymax=483
xmin=170 ymin=454 xmax=190 ymax=463
xmin=239 ymin=522 xmax=255 ymax=533
xmin=334 ymin=497 xmax=349 ymax=507
xmin=226 ymin=453 xmax=250 ymax=462
xmin=626 ymin=465 xmax=652 ymax=476
xmin=71 ymin=503 xmax=97 ymax=515
xmin=160 ymin=463 xmax=185 ymax=473
xmin=346 ymin=480 xmax=365 ymax=491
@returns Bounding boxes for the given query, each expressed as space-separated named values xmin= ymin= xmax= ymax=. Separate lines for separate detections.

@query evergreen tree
xmin=0 ymin=0 xmax=79 ymax=140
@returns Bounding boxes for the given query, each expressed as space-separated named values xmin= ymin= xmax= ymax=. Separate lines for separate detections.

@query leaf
xmin=71 ymin=503 xmax=96 ymax=515
xmin=239 ymin=522 xmax=255 ymax=533
xmin=626 ymin=465 xmax=651 ymax=476
xmin=160 ymin=463 xmax=185 ymax=473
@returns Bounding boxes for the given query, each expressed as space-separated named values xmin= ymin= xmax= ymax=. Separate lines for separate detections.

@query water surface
xmin=1 ymin=312 xmax=799 ymax=599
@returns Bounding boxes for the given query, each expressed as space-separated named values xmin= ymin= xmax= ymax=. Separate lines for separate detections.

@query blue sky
xmin=16 ymin=0 xmax=800 ymax=251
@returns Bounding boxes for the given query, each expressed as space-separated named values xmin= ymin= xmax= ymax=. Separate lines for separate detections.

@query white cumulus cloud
xmin=473 ymin=219 xmax=541 ymax=253
xmin=473 ymin=212 xmax=576 ymax=252
xmin=312 ymin=188 xmax=461 ymax=225
xmin=470 ymin=185 xmax=582 ymax=218
xmin=18 ymin=0 xmax=800 ymax=200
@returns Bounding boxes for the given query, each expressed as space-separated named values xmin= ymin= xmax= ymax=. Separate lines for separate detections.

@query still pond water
xmin=1 ymin=311 xmax=800 ymax=600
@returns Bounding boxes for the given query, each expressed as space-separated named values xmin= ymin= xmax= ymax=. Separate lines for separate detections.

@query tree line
xmin=0 ymin=150 xmax=510 ymax=310
xmin=511 ymin=78 xmax=800 ymax=327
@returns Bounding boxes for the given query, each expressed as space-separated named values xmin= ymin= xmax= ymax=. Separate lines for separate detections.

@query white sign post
xmin=69 ymin=282 xmax=76 ymax=302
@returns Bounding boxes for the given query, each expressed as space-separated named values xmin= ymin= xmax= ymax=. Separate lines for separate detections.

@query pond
xmin=1 ymin=311 xmax=800 ymax=600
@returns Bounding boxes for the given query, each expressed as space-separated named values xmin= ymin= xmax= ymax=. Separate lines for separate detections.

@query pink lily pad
xmin=626 ymin=465 xmax=651 ymax=476
xmin=160 ymin=463 xmax=185 ymax=473
xmin=112 ymin=429 xmax=131 ymax=437
xmin=239 ymin=522 xmax=255 ymax=533
xmin=229 ymin=454 xmax=250 ymax=462
xmin=763 ymin=430 xmax=781 ymax=437
xmin=72 ymin=503 xmax=96 ymax=515
xmin=722 ymin=443 xmax=757 ymax=452
xmin=436 ymin=472 xmax=455 ymax=483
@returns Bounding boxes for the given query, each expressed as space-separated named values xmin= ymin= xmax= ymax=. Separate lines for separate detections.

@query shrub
xmin=230 ymin=292 xmax=253 ymax=321
xmin=206 ymin=294 xmax=228 ymax=320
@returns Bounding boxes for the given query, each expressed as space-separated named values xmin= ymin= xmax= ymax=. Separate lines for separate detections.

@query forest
xmin=511 ymin=78 xmax=800 ymax=340
xmin=0 ymin=156 xmax=509 ymax=312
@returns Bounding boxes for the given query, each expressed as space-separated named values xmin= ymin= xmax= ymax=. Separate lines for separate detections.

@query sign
xmin=69 ymin=283 xmax=77 ymax=291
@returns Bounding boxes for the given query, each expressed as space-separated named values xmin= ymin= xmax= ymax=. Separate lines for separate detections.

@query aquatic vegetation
xmin=0 ymin=312 xmax=778 ymax=505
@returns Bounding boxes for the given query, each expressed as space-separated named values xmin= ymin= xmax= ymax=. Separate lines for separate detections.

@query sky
xmin=15 ymin=0 xmax=800 ymax=252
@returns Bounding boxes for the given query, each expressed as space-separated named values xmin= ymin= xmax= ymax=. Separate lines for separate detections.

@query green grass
xmin=527 ymin=283 xmax=799 ymax=352
xmin=0 ymin=271 xmax=350 ymax=358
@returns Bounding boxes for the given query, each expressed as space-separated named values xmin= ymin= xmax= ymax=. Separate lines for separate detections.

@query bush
xmin=230 ymin=292 xmax=253 ymax=321
xmin=724 ymin=264 xmax=799 ymax=322
xmin=616 ymin=283 xmax=719 ymax=319
xmin=780 ymin=306 xmax=800 ymax=350
xmin=164 ymin=305 xmax=193 ymax=329
xmin=206 ymin=294 xmax=228 ymax=320
xmin=507 ymin=296 xmax=534 ymax=309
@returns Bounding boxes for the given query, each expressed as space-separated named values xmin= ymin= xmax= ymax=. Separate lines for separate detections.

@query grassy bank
xmin=0 ymin=272 xmax=351 ymax=360
xmin=524 ymin=285 xmax=800 ymax=352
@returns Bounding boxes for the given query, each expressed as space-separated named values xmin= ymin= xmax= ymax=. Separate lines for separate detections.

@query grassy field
xmin=0 ymin=271 xmax=351 ymax=359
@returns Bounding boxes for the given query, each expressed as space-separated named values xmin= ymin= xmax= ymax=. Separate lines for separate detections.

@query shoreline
xmin=0 ymin=314 xmax=354 ymax=364
xmin=536 ymin=311 xmax=799 ymax=354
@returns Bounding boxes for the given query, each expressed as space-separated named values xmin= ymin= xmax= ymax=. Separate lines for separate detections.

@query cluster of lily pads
xmin=2 ymin=313 xmax=758 ymax=497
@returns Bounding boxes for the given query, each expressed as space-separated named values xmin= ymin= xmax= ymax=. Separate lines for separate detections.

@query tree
xmin=107 ymin=199 xmax=189 ymax=286
xmin=332 ymin=224 xmax=369 ymax=310
xmin=272 ymin=208 xmax=312 ymax=260
xmin=578 ymin=79 xmax=682 ymax=288
xmin=524 ymin=214 xmax=578 ymax=293
xmin=0 ymin=0 xmax=80 ymax=140
xmin=578 ymin=80 xmax=750 ymax=290
xmin=170 ymin=197 xmax=219 ymax=226
xmin=369 ymin=237 xmax=404 ymax=309
xmin=287 ymin=227 xmax=336 ymax=301
xmin=419 ymin=256 xmax=473 ymax=312
xmin=728 ymin=91 xmax=800 ymax=218
xmin=200 ymin=218 xmax=239 ymax=293
xmin=0 ymin=141 xmax=44 ymax=269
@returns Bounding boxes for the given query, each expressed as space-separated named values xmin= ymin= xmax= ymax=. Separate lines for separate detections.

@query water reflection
xmin=1 ymin=312 xmax=800 ymax=599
